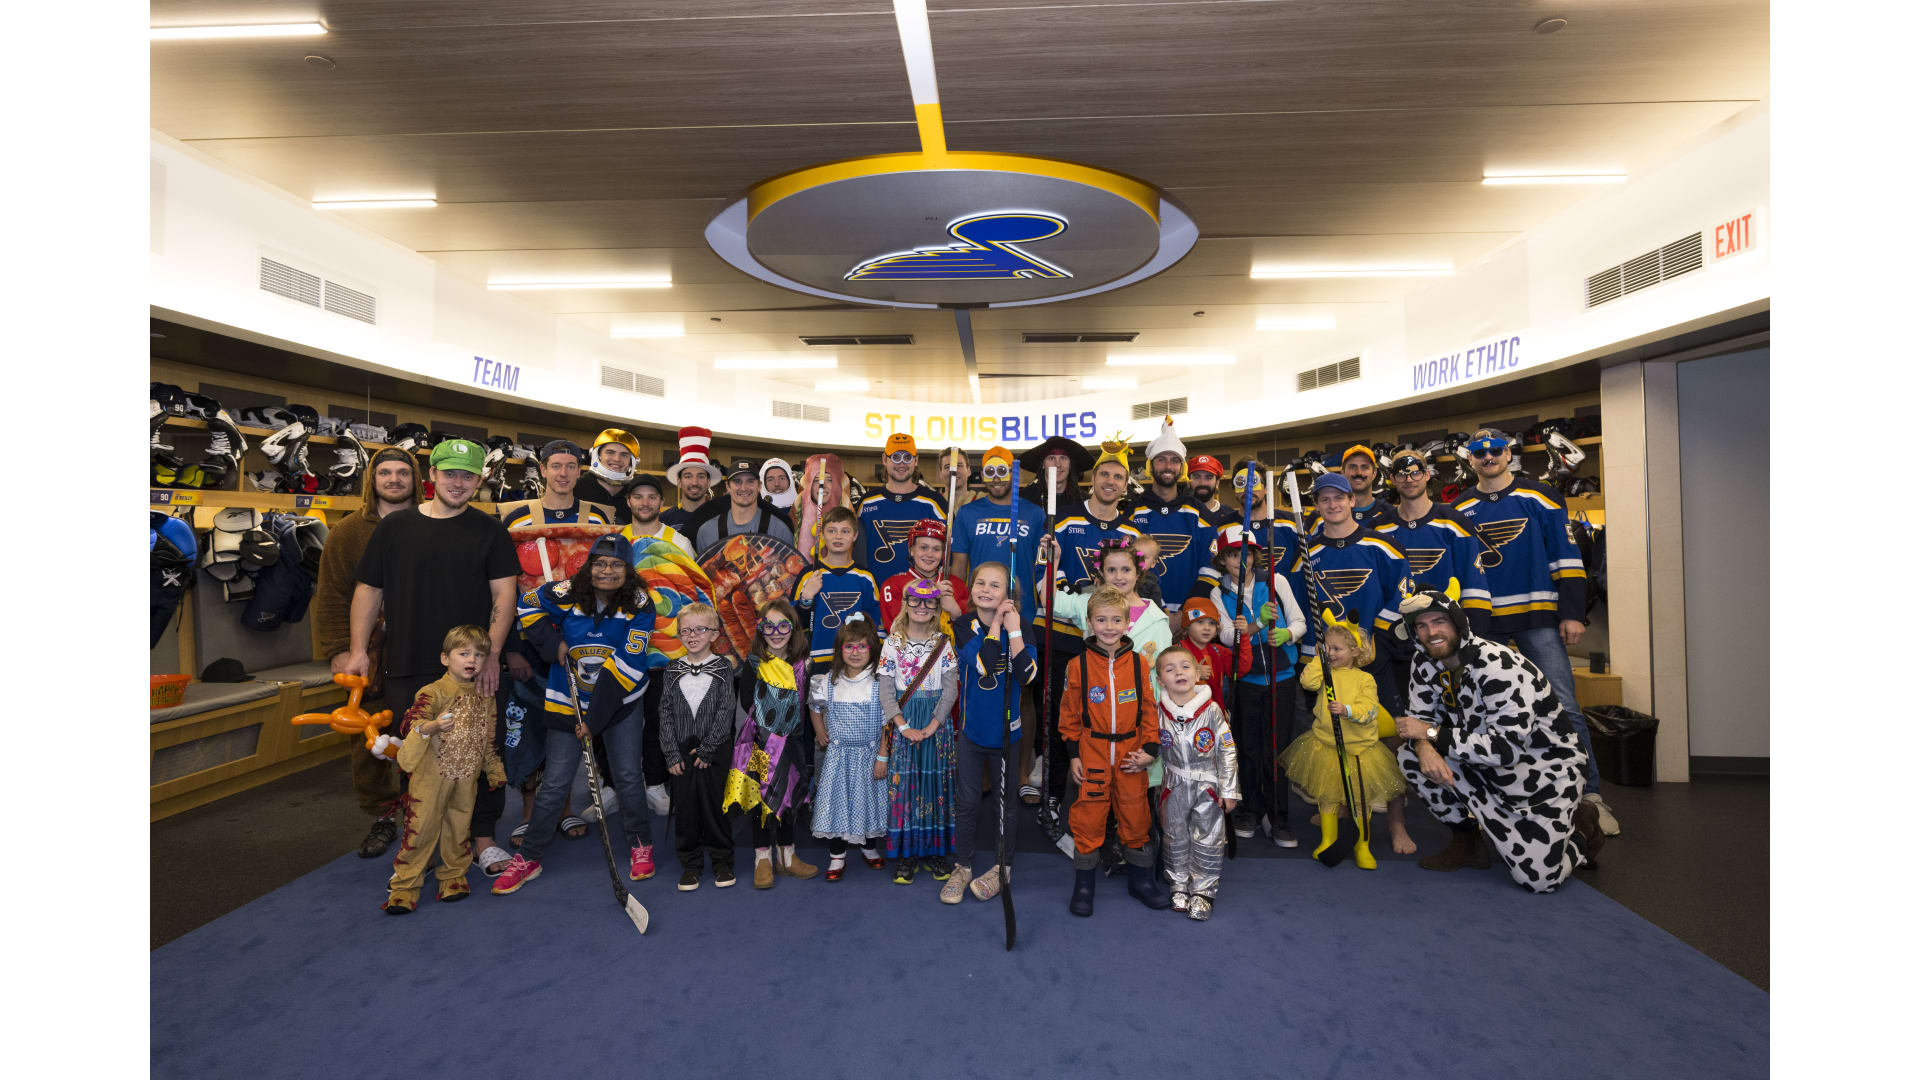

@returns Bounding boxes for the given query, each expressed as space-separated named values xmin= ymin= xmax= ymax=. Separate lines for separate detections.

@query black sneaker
xmin=358 ymin=816 xmax=398 ymax=859
xmin=893 ymin=858 xmax=918 ymax=885
xmin=714 ymin=865 xmax=737 ymax=888
xmin=678 ymin=868 xmax=701 ymax=892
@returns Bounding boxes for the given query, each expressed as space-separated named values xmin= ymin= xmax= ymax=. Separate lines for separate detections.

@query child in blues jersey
xmin=795 ymin=506 xmax=882 ymax=678
xmin=945 ymin=562 xmax=1038 ymax=904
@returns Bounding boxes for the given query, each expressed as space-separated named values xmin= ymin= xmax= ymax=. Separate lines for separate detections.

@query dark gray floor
xmin=152 ymin=754 xmax=1767 ymax=988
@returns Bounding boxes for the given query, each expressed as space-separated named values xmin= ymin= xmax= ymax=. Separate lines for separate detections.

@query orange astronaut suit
xmin=1060 ymin=637 xmax=1160 ymax=871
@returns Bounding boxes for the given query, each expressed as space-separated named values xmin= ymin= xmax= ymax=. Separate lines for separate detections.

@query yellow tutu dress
xmin=1279 ymin=660 xmax=1406 ymax=812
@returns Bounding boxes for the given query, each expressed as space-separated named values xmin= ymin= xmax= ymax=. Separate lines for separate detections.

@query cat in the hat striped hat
xmin=666 ymin=426 xmax=724 ymax=491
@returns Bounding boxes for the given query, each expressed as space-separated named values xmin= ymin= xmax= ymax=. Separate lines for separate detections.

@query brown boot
xmin=753 ymin=854 xmax=775 ymax=889
xmin=774 ymin=845 xmax=819 ymax=880
xmin=1418 ymin=824 xmax=1491 ymax=872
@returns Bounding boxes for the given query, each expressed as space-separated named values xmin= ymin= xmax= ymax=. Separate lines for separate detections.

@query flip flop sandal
xmin=477 ymin=845 xmax=512 ymax=877
xmin=561 ymin=816 xmax=589 ymax=839
xmin=510 ymin=823 xmax=530 ymax=848
xmin=1019 ymin=784 xmax=1042 ymax=807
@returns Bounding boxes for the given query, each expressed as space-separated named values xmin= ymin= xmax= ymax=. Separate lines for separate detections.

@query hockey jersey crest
xmin=1449 ymin=475 xmax=1586 ymax=633
xmin=1128 ymin=491 xmax=1219 ymax=612
xmin=1295 ymin=526 xmax=1412 ymax=653
xmin=1371 ymin=504 xmax=1494 ymax=633
xmin=858 ymin=485 xmax=947 ymax=582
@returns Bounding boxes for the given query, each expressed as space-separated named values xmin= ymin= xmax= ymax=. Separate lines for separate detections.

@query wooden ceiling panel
xmin=1172 ymin=180 xmax=1591 ymax=238
xmin=189 ymin=124 xmax=919 ymax=204
xmin=151 ymin=2 xmax=892 ymax=31
xmin=151 ymin=13 xmax=906 ymax=139
xmin=929 ymin=1 xmax=1766 ymax=120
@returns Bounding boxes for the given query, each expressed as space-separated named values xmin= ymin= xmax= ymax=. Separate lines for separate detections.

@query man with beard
xmin=1449 ymin=428 xmax=1617 ymax=835
xmin=616 ymin=473 xmax=695 ymax=560
xmin=313 ymin=447 xmax=421 ymax=857
xmin=573 ymin=428 xmax=641 ymax=521
xmin=760 ymin=457 xmax=798 ymax=514
xmin=1128 ymin=419 xmax=1218 ymax=628
xmin=346 ymin=439 xmax=521 ymax=873
xmin=693 ymin=459 xmax=796 ymax=553
xmin=1391 ymin=587 xmax=1607 ymax=891
xmin=1186 ymin=454 xmax=1226 ymax=524
xmin=858 ymin=432 xmax=947 ymax=583
xmin=1018 ymin=435 xmax=1091 ymax=519
xmin=662 ymin=426 xmax=722 ymax=534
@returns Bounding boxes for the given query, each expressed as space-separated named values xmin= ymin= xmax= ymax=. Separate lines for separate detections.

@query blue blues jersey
xmin=1128 ymin=491 xmax=1219 ymax=615
xmin=952 ymin=614 xmax=1039 ymax=749
xmin=1450 ymin=476 xmax=1587 ymax=633
xmin=516 ymin=579 xmax=655 ymax=731
xmin=858 ymin=484 xmax=947 ymax=583
xmin=950 ymin=495 xmax=1047 ymax=628
xmin=1045 ymin=509 xmax=1142 ymax=635
xmin=1293 ymin=526 xmax=1413 ymax=655
xmin=1371 ymin=504 xmax=1493 ymax=635
xmin=793 ymin=562 xmax=882 ymax=670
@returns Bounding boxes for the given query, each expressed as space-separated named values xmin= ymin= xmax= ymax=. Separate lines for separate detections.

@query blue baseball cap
xmin=1464 ymin=429 xmax=1511 ymax=455
xmin=1310 ymin=472 xmax=1353 ymax=497
xmin=586 ymin=534 xmax=633 ymax=565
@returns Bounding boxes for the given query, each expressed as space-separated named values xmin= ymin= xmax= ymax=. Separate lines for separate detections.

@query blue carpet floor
xmin=152 ymin=829 xmax=1767 ymax=1079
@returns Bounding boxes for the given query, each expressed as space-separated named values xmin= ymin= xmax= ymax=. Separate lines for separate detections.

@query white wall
xmin=1678 ymin=348 xmax=1770 ymax=758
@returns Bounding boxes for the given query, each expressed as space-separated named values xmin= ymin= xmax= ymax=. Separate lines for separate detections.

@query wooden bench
xmin=150 ymin=664 xmax=351 ymax=821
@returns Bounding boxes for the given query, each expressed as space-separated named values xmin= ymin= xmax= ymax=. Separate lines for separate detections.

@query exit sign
xmin=1711 ymin=210 xmax=1757 ymax=261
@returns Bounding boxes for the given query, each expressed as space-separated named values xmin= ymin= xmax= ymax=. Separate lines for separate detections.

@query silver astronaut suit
xmin=1155 ymin=685 xmax=1240 ymax=899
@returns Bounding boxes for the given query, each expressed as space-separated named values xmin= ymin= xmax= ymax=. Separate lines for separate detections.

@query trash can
xmin=1582 ymin=705 xmax=1659 ymax=786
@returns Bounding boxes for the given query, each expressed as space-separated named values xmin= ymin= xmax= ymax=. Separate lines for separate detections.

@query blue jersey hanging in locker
xmin=857 ymin=484 xmax=947 ymax=583
xmin=1449 ymin=476 xmax=1587 ymax=633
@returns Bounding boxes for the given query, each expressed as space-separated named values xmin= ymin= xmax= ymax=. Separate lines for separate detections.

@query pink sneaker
xmin=630 ymin=843 xmax=656 ymax=881
xmin=490 ymin=853 xmax=542 ymax=895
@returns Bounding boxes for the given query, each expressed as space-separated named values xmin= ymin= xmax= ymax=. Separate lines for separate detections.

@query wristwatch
xmin=1425 ymin=723 xmax=1441 ymax=741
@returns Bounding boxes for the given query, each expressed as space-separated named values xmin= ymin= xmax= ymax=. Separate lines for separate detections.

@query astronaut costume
xmin=1155 ymin=684 xmax=1239 ymax=916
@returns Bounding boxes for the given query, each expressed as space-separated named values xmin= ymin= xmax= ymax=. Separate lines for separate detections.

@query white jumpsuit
xmin=1155 ymin=686 xmax=1240 ymax=900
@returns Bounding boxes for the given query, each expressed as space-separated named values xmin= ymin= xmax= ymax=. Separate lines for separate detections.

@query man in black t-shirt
xmin=348 ymin=438 xmax=521 ymax=871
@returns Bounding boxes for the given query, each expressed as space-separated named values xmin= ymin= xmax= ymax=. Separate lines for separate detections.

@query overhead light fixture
xmin=610 ymin=326 xmax=684 ymax=339
xmin=1256 ymin=315 xmax=1338 ymax=331
xmin=313 ymin=199 xmax=436 ymax=210
xmin=151 ymin=23 xmax=327 ymax=40
xmin=713 ymin=355 xmax=838 ymax=371
xmin=1251 ymin=266 xmax=1452 ymax=280
xmin=814 ymin=378 xmax=871 ymax=393
xmin=1106 ymin=353 xmax=1235 ymax=367
xmin=490 ymin=278 xmax=672 ymax=291
xmin=1080 ymin=376 xmax=1138 ymax=390
xmin=1482 ymin=171 xmax=1626 ymax=186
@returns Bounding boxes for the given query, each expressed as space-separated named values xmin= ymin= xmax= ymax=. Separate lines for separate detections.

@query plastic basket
xmin=151 ymin=674 xmax=191 ymax=709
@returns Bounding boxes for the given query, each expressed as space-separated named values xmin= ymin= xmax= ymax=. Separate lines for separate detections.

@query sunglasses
xmin=758 ymin=618 xmax=793 ymax=634
xmin=981 ymin=464 xmax=1012 ymax=480
xmin=886 ymin=451 xmax=917 ymax=465
xmin=1231 ymin=474 xmax=1262 ymax=491
xmin=1468 ymin=447 xmax=1505 ymax=459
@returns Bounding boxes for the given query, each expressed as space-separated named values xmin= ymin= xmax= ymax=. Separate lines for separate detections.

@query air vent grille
xmin=259 ymin=257 xmax=321 ymax=307
xmin=1585 ymin=231 xmax=1705 ymax=308
xmin=323 ymin=281 xmax=376 ymax=324
xmin=1022 ymin=331 xmax=1140 ymax=344
xmin=773 ymin=400 xmax=831 ymax=423
xmin=600 ymin=364 xmax=665 ymax=397
xmin=1296 ymin=356 xmax=1362 ymax=393
xmin=1130 ymin=397 xmax=1188 ymax=420
xmin=799 ymin=335 xmax=914 ymax=346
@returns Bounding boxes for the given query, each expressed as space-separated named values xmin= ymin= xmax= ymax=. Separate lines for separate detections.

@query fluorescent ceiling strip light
xmin=892 ymin=1 xmax=940 ymax=105
xmin=713 ymin=355 xmax=838 ymax=371
xmin=814 ymin=378 xmax=871 ymax=392
xmin=1106 ymin=354 xmax=1234 ymax=367
xmin=313 ymin=199 xmax=436 ymax=210
xmin=490 ymin=279 xmax=671 ymax=291
xmin=1251 ymin=266 xmax=1451 ymax=279
xmin=1080 ymin=377 xmax=1138 ymax=390
xmin=968 ymin=372 xmax=982 ymax=404
xmin=610 ymin=327 xmax=684 ymax=339
xmin=1482 ymin=171 xmax=1626 ymax=186
xmin=1256 ymin=315 xmax=1337 ymax=331
xmin=151 ymin=23 xmax=327 ymax=40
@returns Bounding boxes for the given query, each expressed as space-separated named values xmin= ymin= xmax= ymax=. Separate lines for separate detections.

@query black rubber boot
xmin=1126 ymin=861 xmax=1173 ymax=910
xmin=1069 ymin=868 xmax=1096 ymax=917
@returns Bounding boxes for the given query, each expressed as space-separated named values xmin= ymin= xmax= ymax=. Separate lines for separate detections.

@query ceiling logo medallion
xmin=847 ymin=212 xmax=1071 ymax=282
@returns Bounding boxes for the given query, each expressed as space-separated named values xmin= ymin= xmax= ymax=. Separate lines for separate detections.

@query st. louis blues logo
xmin=869 ymin=518 xmax=919 ymax=563
xmin=1312 ymin=567 xmax=1374 ymax=620
xmin=847 ymin=212 xmax=1072 ymax=281
xmin=1147 ymin=534 xmax=1191 ymax=571
xmin=819 ymin=592 xmax=862 ymax=629
xmin=1473 ymin=518 xmax=1525 ymax=569
xmin=1074 ymin=546 xmax=1105 ymax=590
xmin=1404 ymin=547 xmax=1445 ymax=577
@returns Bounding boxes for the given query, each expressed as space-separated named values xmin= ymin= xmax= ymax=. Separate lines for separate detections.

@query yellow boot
xmin=1353 ymin=809 xmax=1377 ymax=870
xmin=1312 ymin=806 xmax=1339 ymax=860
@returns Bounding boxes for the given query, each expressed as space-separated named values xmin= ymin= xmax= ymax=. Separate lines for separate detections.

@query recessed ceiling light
xmin=1482 ymin=171 xmax=1626 ymax=185
xmin=303 ymin=55 xmax=336 ymax=70
xmin=151 ymin=23 xmax=328 ymax=40
xmin=1081 ymin=376 xmax=1139 ymax=390
xmin=489 ymin=278 xmax=672 ymax=291
xmin=1534 ymin=17 xmax=1568 ymax=34
xmin=1250 ymin=266 xmax=1452 ymax=280
xmin=313 ymin=199 xmax=437 ymax=210
xmin=814 ymin=378 xmax=871 ymax=392
xmin=1256 ymin=315 xmax=1338 ymax=331
xmin=1106 ymin=353 xmax=1235 ymax=367
xmin=713 ymin=355 xmax=838 ymax=371
xmin=610 ymin=326 xmax=684 ymax=339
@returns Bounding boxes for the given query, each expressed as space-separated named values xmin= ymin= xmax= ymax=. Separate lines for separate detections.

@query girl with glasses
xmin=723 ymin=599 xmax=820 ymax=888
xmin=878 ymin=578 xmax=961 ymax=885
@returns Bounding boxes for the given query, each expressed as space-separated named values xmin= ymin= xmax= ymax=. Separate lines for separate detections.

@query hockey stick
xmin=1222 ymin=469 xmax=1258 ymax=860
xmin=1283 ymin=472 xmax=1360 ymax=869
xmin=1042 ymin=467 xmax=1074 ymax=857
xmin=560 ymin=658 xmax=650 ymax=935
xmin=1264 ymin=469 xmax=1283 ymax=842
xmin=998 ymin=463 xmax=1022 ymax=950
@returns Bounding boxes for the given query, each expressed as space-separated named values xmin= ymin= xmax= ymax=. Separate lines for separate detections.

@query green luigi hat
xmin=429 ymin=438 xmax=487 ymax=476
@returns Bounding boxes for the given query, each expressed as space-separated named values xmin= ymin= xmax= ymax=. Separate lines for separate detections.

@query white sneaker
xmin=1583 ymin=792 xmax=1622 ymax=836
xmin=646 ymin=783 xmax=672 ymax=816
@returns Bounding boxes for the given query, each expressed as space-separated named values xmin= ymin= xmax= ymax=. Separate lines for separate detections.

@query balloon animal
xmin=291 ymin=674 xmax=398 ymax=759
